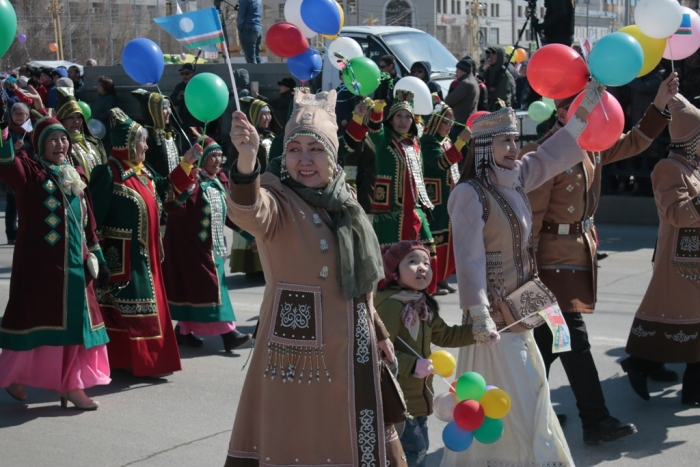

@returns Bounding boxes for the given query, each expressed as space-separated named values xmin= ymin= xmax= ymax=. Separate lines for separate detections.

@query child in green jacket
xmin=376 ymin=240 xmax=476 ymax=467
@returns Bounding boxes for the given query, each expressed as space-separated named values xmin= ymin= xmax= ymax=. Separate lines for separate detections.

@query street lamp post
xmin=585 ymin=0 xmax=590 ymax=37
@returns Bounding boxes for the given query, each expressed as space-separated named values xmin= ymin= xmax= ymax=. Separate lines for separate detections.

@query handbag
xmin=379 ymin=359 xmax=408 ymax=425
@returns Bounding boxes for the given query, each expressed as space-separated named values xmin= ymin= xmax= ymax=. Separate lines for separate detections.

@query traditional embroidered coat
xmin=88 ymin=157 xmax=193 ymax=376
xmin=145 ymin=127 xmax=181 ymax=178
xmin=345 ymin=109 xmax=437 ymax=293
xmin=419 ymin=133 xmax=463 ymax=283
xmin=68 ymin=134 xmax=107 ymax=181
xmin=0 ymin=144 xmax=108 ymax=351
xmin=626 ymin=151 xmax=700 ymax=363
xmin=225 ymin=172 xmax=391 ymax=467
xmin=527 ymin=104 xmax=669 ymax=313
xmin=163 ymin=171 xmax=236 ymax=323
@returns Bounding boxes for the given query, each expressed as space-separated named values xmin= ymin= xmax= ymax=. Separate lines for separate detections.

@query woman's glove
xmin=97 ymin=263 xmax=111 ymax=289
xmin=579 ymin=77 xmax=605 ymax=113
xmin=469 ymin=305 xmax=500 ymax=346
xmin=413 ymin=358 xmax=434 ymax=379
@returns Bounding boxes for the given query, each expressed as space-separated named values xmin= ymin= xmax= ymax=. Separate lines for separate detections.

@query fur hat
xmin=32 ymin=116 xmax=70 ymax=158
xmin=387 ymin=89 xmax=415 ymax=121
xmin=668 ymin=95 xmax=700 ymax=157
xmin=471 ymin=107 xmax=519 ymax=184
xmin=56 ymin=87 xmax=83 ymax=122
xmin=190 ymin=127 xmax=222 ymax=162
xmin=109 ymin=108 xmax=143 ymax=161
xmin=131 ymin=88 xmax=172 ymax=129
xmin=425 ymin=93 xmax=452 ymax=137
xmin=381 ymin=240 xmax=431 ymax=282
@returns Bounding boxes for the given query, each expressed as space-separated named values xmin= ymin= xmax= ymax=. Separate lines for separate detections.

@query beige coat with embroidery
xmin=224 ymin=172 xmax=389 ymax=467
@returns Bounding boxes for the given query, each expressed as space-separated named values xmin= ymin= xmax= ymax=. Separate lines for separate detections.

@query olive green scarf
xmin=267 ymin=157 xmax=383 ymax=301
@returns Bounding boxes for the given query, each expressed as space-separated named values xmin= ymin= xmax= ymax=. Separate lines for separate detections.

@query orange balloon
xmin=514 ymin=48 xmax=527 ymax=63
xmin=49 ymin=42 xmax=58 ymax=52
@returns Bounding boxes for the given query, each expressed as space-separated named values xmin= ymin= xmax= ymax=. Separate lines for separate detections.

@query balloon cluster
xmin=434 ymin=372 xmax=511 ymax=452
xmin=267 ymin=0 xmax=344 ymax=82
xmin=504 ymin=46 xmax=527 ymax=63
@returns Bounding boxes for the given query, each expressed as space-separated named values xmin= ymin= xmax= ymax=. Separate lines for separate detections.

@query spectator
xmin=17 ymin=65 xmax=32 ymax=79
xmin=536 ymin=0 xmax=575 ymax=47
xmin=445 ymin=59 xmax=479 ymax=133
xmin=48 ymin=67 xmax=68 ymax=109
xmin=237 ymin=0 xmax=263 ymax=64
xmin=85 ymin=58 xmax=97 ymax=66
xmin=410 ymin=61 xmax=443 ymax=100
xmin=335 ymin=70 xmax=356 ymax=136
xmin=68 ymin=65 xmax=84 ymax=99
xmin=515 ymin=62 xmax=541 ymax=110
xmin=170 ymin=63 xmax=203 ymax=132
xmin=483 ymin=47 xmax=515 ymax=110
xmin=375 ymin=55 xmax=399 ymax=107
xmin=91 ymin=76 xmax=117 ymax=152
xmin=270 ymin=77 xmax=296 ymax=127
xmin=36 ymin=68 xmax=52 ymax=107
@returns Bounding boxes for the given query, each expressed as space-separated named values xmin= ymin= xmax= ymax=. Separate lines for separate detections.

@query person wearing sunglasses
xmin=170 ymin=63 xmax=203 ymax=132
xmin=410 ymin=61 xmax=443 ymax=100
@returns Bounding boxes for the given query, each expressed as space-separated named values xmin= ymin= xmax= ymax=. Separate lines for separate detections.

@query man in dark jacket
xmin=170 ymin=63 xmax=203 ymax=134
xmin=375 ymin=55 xmax=399 ymax=108
xmin=483 ymin=47 xmax=515 ymax=110
xmin=410 ymin=61 xmax=443 ymax=100
xmin=445 ymin=59 xmax=479 ymax=128
xmin=536 ymin=0 xmax=575 ymax=46
xmin=270 ymin=77 xmax=296 ymax=127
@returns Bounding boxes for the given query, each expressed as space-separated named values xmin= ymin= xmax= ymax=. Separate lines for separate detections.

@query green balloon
xmin=455 ymin=371 xmax=486 ymax=401
xmin=528 ymin=101 xmax=553 ymax=123
xmin=473 ymin=417 xmax=504 ymax=444
xmin=0 ymin=0 xmax=18 ymax=59
xmin=78 ymin=101 xmax=92 ymax=121
xmin=342 ymin=56 xmax=381 ymax=96
xmin=542 ymin=97 xmax=556 ymax=112
xmin=184 ymin=72 xmax=229 ymax=123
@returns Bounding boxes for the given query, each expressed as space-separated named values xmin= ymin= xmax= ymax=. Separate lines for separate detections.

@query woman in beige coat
xmin=622 ymin=94 xmax=700 ymax=406
xmin=224 ymin=90 xmax=402 ymax=467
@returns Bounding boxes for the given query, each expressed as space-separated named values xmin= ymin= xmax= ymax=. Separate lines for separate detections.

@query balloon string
xmin=596 ymin=87 xmax=609 ymax=122
xmin=394 ymin=335 xmax=454 ymax=397
xmin=197 ymin=121 xmax=207 ymax=168
xmin=156 ymin=85 xmax=192 ymax=149
xmin=669 ymin=39 xmax=676 ymax=75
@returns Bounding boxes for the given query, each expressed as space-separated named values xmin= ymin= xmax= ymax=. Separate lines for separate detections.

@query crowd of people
xmin=0 ymin=37 xmax=698 ymax=467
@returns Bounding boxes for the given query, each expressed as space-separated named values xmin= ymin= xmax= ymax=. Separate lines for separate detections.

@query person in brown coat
xmin=527 ymin=73 xmax=679 ymax=444
xmin=224 ymin=90 xmax=404 ymax=467
xmin=622 ymin=94 xmax=700 ymax=406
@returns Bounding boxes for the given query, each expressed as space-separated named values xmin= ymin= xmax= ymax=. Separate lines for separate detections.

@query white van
xmin=321 ymin=26 xmax=457 ymax=97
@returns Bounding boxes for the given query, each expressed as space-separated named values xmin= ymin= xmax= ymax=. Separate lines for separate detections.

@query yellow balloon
xmin=618 ymin=25 xmax=667 ymax=77
xmin=322 ymin=1 xmax=344 ymax=40
xmin=480 ymin=388 xmax=511 ymax=419
xmin=428 ymin=350 xmax=456 ymax=377
xmin=505 ymin=45 xmax=515 ymax=55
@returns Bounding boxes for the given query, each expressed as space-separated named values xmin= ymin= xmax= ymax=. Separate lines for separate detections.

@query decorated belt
xmin=542 ymin=217 xmax=594 ymax=236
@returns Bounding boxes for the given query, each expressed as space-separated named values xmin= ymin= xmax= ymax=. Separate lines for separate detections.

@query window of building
xmin=279 ymin=3 xmax=285 ymax=18
xmin=386 ymin=0 xmax=413 ymax=27
xmin=518 ymin=5 xmax=522 ymax=17
xmin=436 ymin=25 xmax=447 ymax=43
xmin=457 ymin=0 xmax=461 ymax=15
xmin=444 ymin=0 xmax=448 ymax=14
xmin=479 ymin=26 xmax=488 ymax=44
xmin=451 ymin=0 xmax=455 ymax=14
xmin=489 ymin=28 xmax=499 ymax=44
xmin=437 ymin=0 xmax=441 ymax=13
xmin=490 ymin=3 xmax=499 ymax=17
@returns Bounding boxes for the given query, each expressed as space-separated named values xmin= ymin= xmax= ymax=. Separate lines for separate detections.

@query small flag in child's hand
xmin=537 ymin=304 xmax=571 ymax=354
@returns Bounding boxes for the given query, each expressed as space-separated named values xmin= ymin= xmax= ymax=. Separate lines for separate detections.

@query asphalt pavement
xmin=1 ymin=223 xmax=699 ymax=466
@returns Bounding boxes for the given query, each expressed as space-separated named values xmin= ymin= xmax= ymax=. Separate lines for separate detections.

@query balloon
xmin=0 ymin=0 xmax=17 ymax=58
xmin=504 ymin=45 xmax=514 ymax=55
xmin=528 ymin=101 xmax=553 ymax=122
xmin=588 ymin=32 xmax=643 ymax=86
xmin=455 ymin=372 xmax=486 ymax=401
xmin=322 ymin=0 xmax=344 ymax=39
xmin=528 ymin=44 xmax=589 ymax=99
xmin=634 ymin=0 xmax=684 ymax=40
xmin=427 ymin=350 xmax=456 ymax=378
xmin=287 ymin=47 xmax=323 ymax=82
xmin=473 ymin=417 xmax=504 ymax=444
xmin=49 ymin=42 xmax=58 ymax=53
xmin=664 ymin=7 xmax=700 ymax=61
xmin=542 ymin=97 xmax=556 ymax=112
xmin=514 ymin=48 xmax=527 ymax=63
xmin=184 ymin=72 xmax=229 ymax=122
xmin=393 ymin=76 xmax=433 ymax=115
xmin=328 ymin=37 xmax=363 ymax=70
xmin=479 ymin=388 xmax=512 ymax=419
xmin=300 ymin=0 xmax=342 ymax=36
xmin=266 ymin=22 xmax=309 ymax=58
xmin=618 ymin=25 xmax=666 ymax=77
xmin=180 ymin=52 xmax=187 ymax=61
xmin=284 ymin=0 xmax=316 ymax=39
xmin=78 ymin=101 xmax=92 ymax=121
xmin=454 ymin=400 xmax=485 ymax=431
xmin=485 ymin=385 xmax=498 ymax=391
xmin=567 ymin=90 xmax=624 ymax=152
xmin=442 ymin=422 xmax=474 ymax=452
xmin=450 ymin=380 xmax=457 ymax=394
xmin=87 ymin=119 xmax=106 ymax=139
xmin=122 ymin=38 xmax=165 ymax=85
xmin=342 ymin=56 xmax=381 ymax=96
xmin=467 ymin=110 xmax=489 ymax=129
xmin=18 ymin=34 xmax=26 ymax=44
xmin=434 ymin=392 xmax=459 ymax=422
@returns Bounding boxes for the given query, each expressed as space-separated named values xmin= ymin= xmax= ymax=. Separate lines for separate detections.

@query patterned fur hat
xmin=32 ymin=116 xmax=71 ymax=158
xmin=109 ymin=108 xmax=143 ymax=161
xmin=425 ymin=93 xmax=452 ymax=137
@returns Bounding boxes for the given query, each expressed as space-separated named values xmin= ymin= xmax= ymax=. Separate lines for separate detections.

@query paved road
xmin=1 ymin=223 xmax=699 ymax=466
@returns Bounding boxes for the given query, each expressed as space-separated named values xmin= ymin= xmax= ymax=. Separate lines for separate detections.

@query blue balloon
xmin=588 ymin=32 xmax=643 ymax=87
xmin=300 ymin=0 xmax=341 ymax=35
xmin=287 ymin=47 xmax=323 ymax=82
xmin=122 ymin=38 xmax=165 ymax=85
xmin=442 ymin=422 xmax=474 ymax=452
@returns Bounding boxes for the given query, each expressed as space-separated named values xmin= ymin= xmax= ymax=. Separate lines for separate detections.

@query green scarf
xmin=267 ymin=158 xmax=383 ymax=301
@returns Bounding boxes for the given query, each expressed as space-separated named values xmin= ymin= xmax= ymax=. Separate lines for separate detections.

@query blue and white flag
xmin=155 ymin=7 xmax=225 ymax=50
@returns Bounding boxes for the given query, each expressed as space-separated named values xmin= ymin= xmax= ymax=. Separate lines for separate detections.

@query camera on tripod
xmin=525 ymin=0 xmax=539 ymax=26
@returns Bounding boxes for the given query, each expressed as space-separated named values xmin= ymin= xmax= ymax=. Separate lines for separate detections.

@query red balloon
xmin=528 ymin=44 xmax=590 ymax=99
xmin=467 ymin=111 xmax=490 ymax=130
xmin=566 ymin=90 xmax=624 ymax=152
xmin=265 ymin=22 xmax=309 ymax=58
xmin=453 ymin=400 xmax=485 ymax=431
xmin=450 ymin=380 xmax=457 ymax=394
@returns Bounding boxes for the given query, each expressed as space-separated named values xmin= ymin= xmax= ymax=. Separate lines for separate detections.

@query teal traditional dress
xmin=0 ymin=119 xmax=111 ymax=393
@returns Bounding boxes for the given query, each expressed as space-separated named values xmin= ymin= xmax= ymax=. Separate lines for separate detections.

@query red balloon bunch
xmin=266 ymin=22 xmax=309 ymax=58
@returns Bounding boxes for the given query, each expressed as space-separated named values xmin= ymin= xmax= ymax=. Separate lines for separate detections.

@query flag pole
xmin=222 ymin=44 xmax=241 ymax=113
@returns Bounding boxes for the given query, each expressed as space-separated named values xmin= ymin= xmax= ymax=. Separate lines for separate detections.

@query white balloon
xmin=635 ymin=0 xmax=684 ymax=39
xmin=327 ymin=37 xmax=363 ymax=70
xmin=284 ymin=0 xmax=317 ymax=40
xmin=433 ymin=392 xmax=459 ymax=423
xmin=394 ymin=76 xmax=433 ymax=115
xmin=88 ymin=119 xmax=106 ymax=139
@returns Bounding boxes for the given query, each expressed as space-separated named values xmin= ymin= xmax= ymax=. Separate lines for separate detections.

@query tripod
xmin=506 ymin=0 xmax=541 ymax=67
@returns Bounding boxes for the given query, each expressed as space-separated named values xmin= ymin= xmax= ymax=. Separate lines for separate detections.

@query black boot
xmin=583 ymin=417 xmax=637 ymax=445
xmin=175 ymin=325 xmax=203 ymax=347
xmin=621 ymin=357 xmax=650 ymax=401
xmin=222 ymin=329 xmax=253 ymax=353
xmin=649 ymin=365 xmax=679 ymax=383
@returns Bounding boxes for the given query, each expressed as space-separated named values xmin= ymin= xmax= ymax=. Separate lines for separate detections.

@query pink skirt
xmin=0 ymin=345 xmax=111 ymax=393
xmin=178 ymin=321 xmax=235 ymax=337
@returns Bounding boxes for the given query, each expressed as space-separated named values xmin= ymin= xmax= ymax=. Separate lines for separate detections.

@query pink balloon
xmin=664 ymin=7 xmax=700 ymax=60
xmin=567 ymin=90 xmax=624 ymax=152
